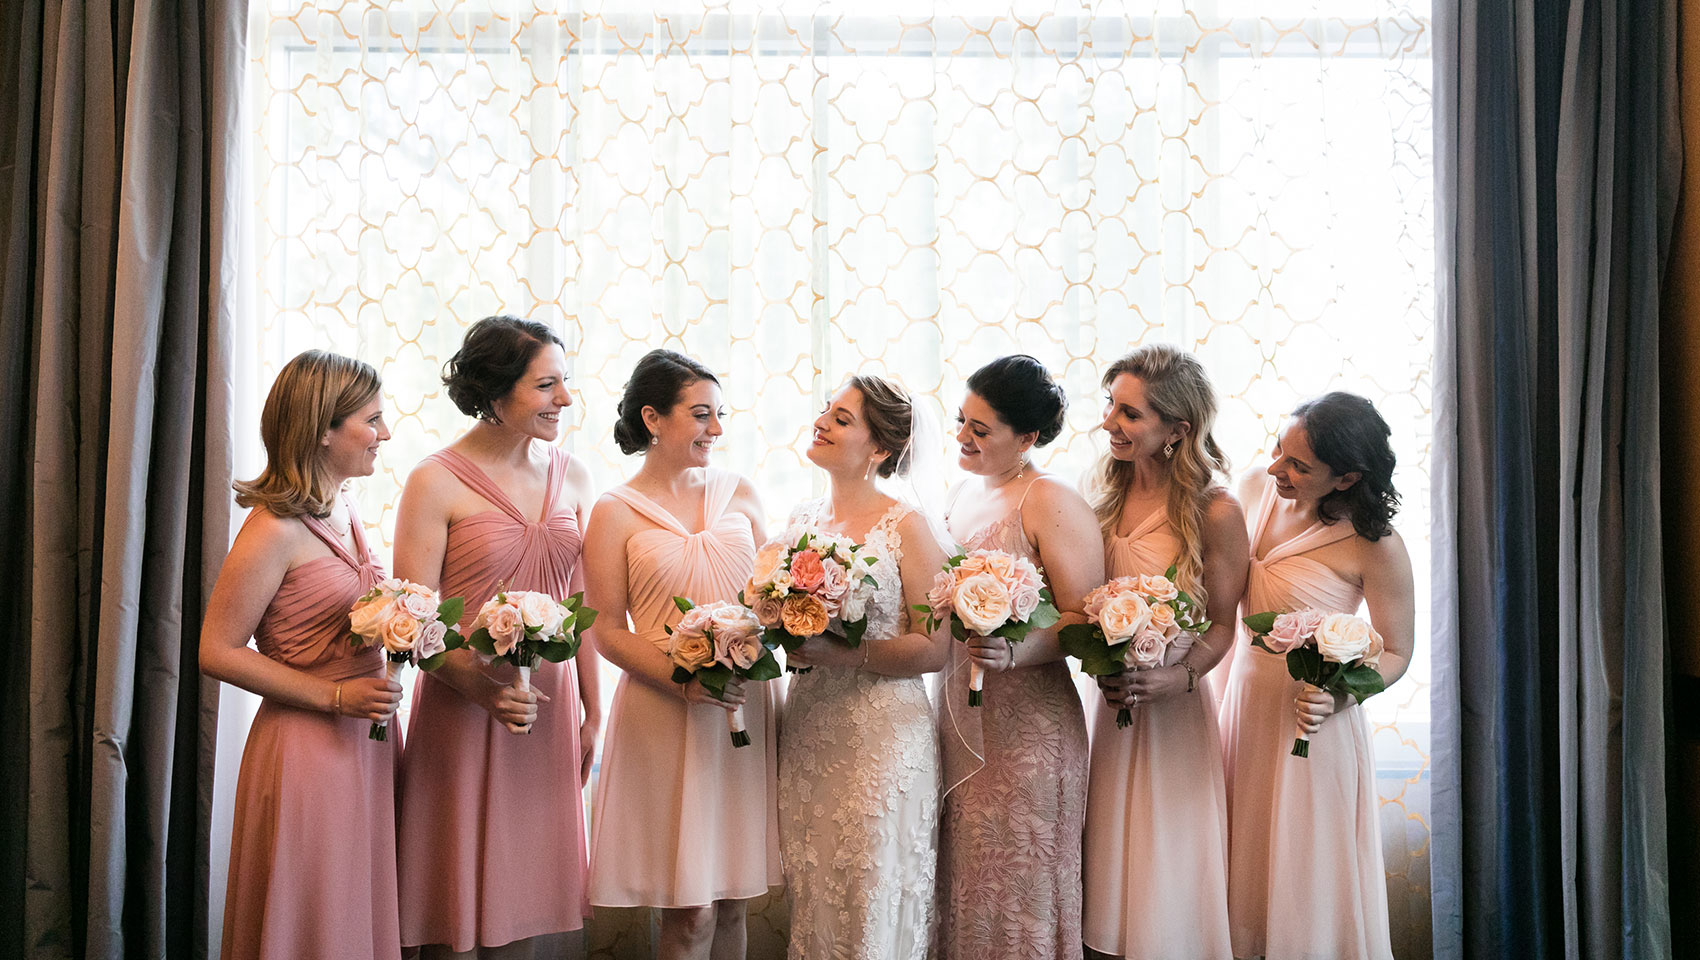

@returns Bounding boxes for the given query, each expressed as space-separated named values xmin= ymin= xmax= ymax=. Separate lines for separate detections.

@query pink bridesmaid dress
xmin=936 ymin=479 xmax=1088 ymax=959
xmin=1081 ymin=509 xmax=1232 ymax=959
xmin=220 ymin=499 xmax=399 ymax=960
xmin=396 ymin=447 xmax=591 ymax=951
xmin=1218 ymin=490 xmax=1392 ymax=960
xmin=587 ymin=468 xmax=781 ymax=908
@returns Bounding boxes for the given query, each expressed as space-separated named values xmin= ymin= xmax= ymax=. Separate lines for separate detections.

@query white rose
xmin=1314 ymin=613 xmax=1375 ymax=663
xmin=517 ymin=592 xmax=560 ymax=631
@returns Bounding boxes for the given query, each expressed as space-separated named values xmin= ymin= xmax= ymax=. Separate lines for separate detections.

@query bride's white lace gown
xmin=777 ymin=499 xmax=941 ymax=960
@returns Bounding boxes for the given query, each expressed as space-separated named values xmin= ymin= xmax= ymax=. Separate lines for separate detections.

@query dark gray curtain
xmin=1432 ymin=0 xmax=1678 ymax=957
xmin=0 ymin=0 xmax=243 ymax=957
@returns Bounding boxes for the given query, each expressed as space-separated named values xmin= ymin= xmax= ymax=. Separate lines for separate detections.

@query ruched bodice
xmin=252 ymin=505 xmax=384 ymax=679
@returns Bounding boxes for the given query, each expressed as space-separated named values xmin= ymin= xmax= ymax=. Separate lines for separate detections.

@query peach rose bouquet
xmin=666 ymin=597 xmax=782 ymax=747
xmin=742 ymin=531 xmax=883 ymax=674
xmin=1242 ymin=607 xmax=1386 ymax=757
xmin=346 ymin=578 xmax=464 ymax=740
xmin=448 ymin=588 xmax=597 ymax=705
xmin=914 ymin=549 xmax=1060 ymax=706
xmin=1058 ymin=566 xmax=1212 ymax=728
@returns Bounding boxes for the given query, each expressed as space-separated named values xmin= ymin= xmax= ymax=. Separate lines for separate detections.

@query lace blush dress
xmin=777 ymin=500 xmax=941 ymax=960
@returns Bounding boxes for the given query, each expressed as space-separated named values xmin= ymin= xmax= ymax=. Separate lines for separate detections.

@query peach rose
xmin=1097 ymin=591 xmax=1153 ymax=641
xmin=1128 ymin=628 xmax=1169 ymax=669
xmin=483 ymin=603 xmax=525 ymax=656
xmin=1315 ymin=613 xmax=1375 ymax=663
xmin=751 ymin=541 xmax=786 ymax=585
xmin=380 ymin=611 xmax=420 ymax=653
xmin=669 ymin=628 xmax=715 ymax=672
xmin=348 ymin=596 xmax=398 ymax=639
xmin=1148 ymin=601 xmax=1179 ymax=637
xmin=401 ymin=580 xmax=436 ymax=598
xmin=927 ymin=570 xmax=955 ymax=617
xmin=780 ymin=593 xmax=830 ymax=637
xmin=953 ymin=573 xmax=1013 ymax=636
xmin=1136 ymin=574 xmax=1179 ymax=602
xmin=789 ymin=550 xmax=827 ymax=592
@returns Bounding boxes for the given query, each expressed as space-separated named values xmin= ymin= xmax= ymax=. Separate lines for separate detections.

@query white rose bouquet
xmin=914 ymin=549 xmax=1060 ymax=706
xmin=346 ymin=578 xmax=464 ymax=740
xmin=450 ymin=588 xmax=598 ymax=702
xmin=1058 ymin=566 xmax=1211 ymax=729
xmin=742 ymin=532 xmax=882 ymax=674
xmin=1242 ymin=607 xmax=1386 ymax=757
xmin=666 ymin=597 xmax=782 ymax=747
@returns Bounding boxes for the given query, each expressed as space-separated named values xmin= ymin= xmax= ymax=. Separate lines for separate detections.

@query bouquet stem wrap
xmin=370 ymin=654 xmax=408 ymax=741
xmin=968 ymin=662 xmax=985 ymax=707
xmin=728 ymin=703 xmax=750 ymax=748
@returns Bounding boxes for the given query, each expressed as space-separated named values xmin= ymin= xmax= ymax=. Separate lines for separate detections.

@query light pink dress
xmin=936 ymin=480 xmax=1087 ymax=959
xmin=1218 ymin=490 xmax=1392 ymax=959
xmin=397 ymin=447 xmax=591 ymax=950
xmin=1081 ymin=509 xmax=1232 ymax=959
xmin=587 ymin=468 xmax=781 ymax=907
xmin=220 ymin=500 xmax=398 ymax=960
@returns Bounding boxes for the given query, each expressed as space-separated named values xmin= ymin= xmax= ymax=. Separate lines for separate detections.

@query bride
xmin=777 ymin=374 xmax=950 ymax=959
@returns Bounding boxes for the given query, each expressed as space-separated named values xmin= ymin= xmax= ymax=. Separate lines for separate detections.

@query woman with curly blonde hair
xmin=1080 ymin=344 xmax=1249 ymax=959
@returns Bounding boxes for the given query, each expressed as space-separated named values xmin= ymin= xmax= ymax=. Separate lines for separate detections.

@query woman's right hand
xmin=337 ymin=676 xmax=404 ymax=722
xmin=1094 ymin=669 xmax=1133 ymax=708
xmin=486 ymin=682 xmax=542 ymax=734
xmin=682 ymin=675 xmax=745 ymax=711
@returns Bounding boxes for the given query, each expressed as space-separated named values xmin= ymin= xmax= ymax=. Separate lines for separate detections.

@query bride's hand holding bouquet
xmin=744 ymin=532 xmax=882 ymax=673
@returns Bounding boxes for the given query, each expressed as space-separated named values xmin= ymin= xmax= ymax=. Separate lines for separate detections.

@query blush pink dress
xmin=1218 ymin=491 xmax=1392 ymax=960
xmin=1080 ymin=508 xmax=1232 ymax=959
xmin=219 ymin=499 xmax=398 ymax=960
xmin=396 ymin=447 xmax=591 ymax=951
xmin=936 ymin=479 xmax=1087 ymax=959
xmin=587 ymin=468 xmax=781 ymax=907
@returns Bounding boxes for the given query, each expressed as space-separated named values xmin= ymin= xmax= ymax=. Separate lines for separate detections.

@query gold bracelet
xmin=1180 ymin=662 xmax=1198 ymax=694
xmin=859 ymin=639 xmax=872 ymax=670
xmin=333 ymin=681 xmax=344 ymax=716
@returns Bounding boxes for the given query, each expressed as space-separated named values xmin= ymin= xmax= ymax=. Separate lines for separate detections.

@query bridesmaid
xmin=200 ymin=350 xmax=403 ymax=960
xmin=1081 ymin=344 xmax=1248 ymax=960
xmin=1219 ymin=392 xmax=1414 ymax=960
xmin=936 ymin=355 xmax=1100 ymax=959
xmin=583 ymin=349 xmax=779 ymax=960
xmin=393 ymin=316 xmax=599 ymax=958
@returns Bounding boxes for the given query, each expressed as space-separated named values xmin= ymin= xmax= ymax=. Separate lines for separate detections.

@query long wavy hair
xmin=1087 ymin=344 xmax=1230 ymax=604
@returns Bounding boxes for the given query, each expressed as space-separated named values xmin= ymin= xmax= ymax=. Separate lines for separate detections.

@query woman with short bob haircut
xmin=200 ymin=349 xmax=403 ymax=960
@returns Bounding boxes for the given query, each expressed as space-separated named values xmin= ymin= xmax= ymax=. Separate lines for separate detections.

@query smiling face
xmin=1100 ymin=372 xmax=1186 ymax=463
xmin=808 ymin=384 xmax=885 ymax=476
xmin=489 ymin=343 xmax=573 ymax=441
xmin=1267 ymin=417 xmax=1358 ymax=501
xmin=954 ymin=390 xmax=1031 ymax=476
xmin=321 ymin=394 xmax=390 ymax=479
xmin=646 ymin=378 xmax=725 ymax=467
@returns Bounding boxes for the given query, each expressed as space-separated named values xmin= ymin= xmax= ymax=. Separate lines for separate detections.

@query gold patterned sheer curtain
xmin=244 ymin=0 xmax=1433 ymax=952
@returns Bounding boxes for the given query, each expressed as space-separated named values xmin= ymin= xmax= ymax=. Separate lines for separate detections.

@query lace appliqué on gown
xmin=778 ymin=500 xmax=941 ymax=960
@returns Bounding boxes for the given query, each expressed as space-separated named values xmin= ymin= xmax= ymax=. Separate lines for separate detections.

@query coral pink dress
xmin=1218 ymin=491 xmax=1392 ymax=959
xmin=220 ymin=500 xmax=398 ymax=960
xmin=936 ymin=479 xmax=1087 ymax=959
xmin=1081 ymin=508 xmax=1232 ymax=959
xmin=397 ymin=447 xmax=590 ymax=950
xmin=587 ymin=469 xmax=780 ymax=907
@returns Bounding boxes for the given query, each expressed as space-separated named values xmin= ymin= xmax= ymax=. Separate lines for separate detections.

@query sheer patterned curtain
xmin=242 ymin=0 xmax=1434 ymax=953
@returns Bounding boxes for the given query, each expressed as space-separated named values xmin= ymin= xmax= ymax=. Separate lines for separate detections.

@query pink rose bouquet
xmin=1242 ymin=607 xmax=1386 ymax=757
xmin=1058 ymin=566 xmax=1212 ymax=729
xmin=914 ymin=549 xmax=1060 ymax=706
xmin=666 ymin=597 xmax=782 ymax=747
xmin=451 ymin=588 xmax=598 ymax=703
xmin=742 ymin=531 xmax=882 ymax=673
xmin=346 ymin=578 xmax=464 ymax=740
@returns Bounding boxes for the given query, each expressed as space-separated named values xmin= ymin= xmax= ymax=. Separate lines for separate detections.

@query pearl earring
xmin=649 ymin=435 xmax=659 ymax=446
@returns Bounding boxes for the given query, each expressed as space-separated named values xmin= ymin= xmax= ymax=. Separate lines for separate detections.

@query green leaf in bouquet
xmin=950 ymin=618 xmax=967 ymax=643
xmin=1286 ymin=645 xmax=1325 ymax=684
xmin=768 ymin=625 xmax=804 ymax=652
xmin=1250 ymin=636 xmax=1278 ymax=655
xmin=574 ymin=606 xmax=598 ymax=632
xmin=1164 ymin=563 xmax=1179 ymax=580
xmin=535 ymin=640 xmax=576 ymax=663
xmin=737 ymin=589 xmax=748 ymax=606
xmin=436 ymin=596 xmax=466 ymax=627
xmin=1194 ymin=619 xmax=1213 ymax=634
xmin=418 ymin=650 xmax=450 ymax=672
xmin=671 ymin=665 xmax=695 ymax=684
xmin=796 ymin=533 xmax=809 ymax=551
xmin=746 ymin=650 xmax=783 ymax=682
xmin=862 ymin=574 xmax=878 ymax=588
xmin=1242 ymin=611 xmax=1279 ymax=636
xmin=1057 ymin=622 xmax=1102 ymax=660
xmin=466 ymin=629 xmax=498 ymax=656
xmin=697 ymin=664 xmax=734 ymax=698
xmin=1340 ymin=663 xmax=1387 ymax=703
xmin=945 ymin=554 xmax=965 ymax=568
xmin=1024 ymin=600 xmax=1062 ymax=631
xmin=998 ymin=618 xmax=1034 ymax=643
xmin=673 ymin=596 xmax=695 ymax=614
xmin=842 ymin=616 xmax=868 ymax=648
xmin=863 ymin=556 xmax=878 ymax=566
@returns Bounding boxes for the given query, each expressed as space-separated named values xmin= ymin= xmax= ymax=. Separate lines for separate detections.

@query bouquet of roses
xmin=346 ymin=578 xmax=463 ymax=740
xmin=666 ymin=597 xmax=782 ymax=747
xmin=1242 ymin=608 xmax=1385 ymax=757
xmin=743 ymin=532 xmax=882 ymax=673
xmin=915 ymin=549 xmax=1061 ymax=706
xmin=1058 ymin=567 xmax=1212 ymax=728
xmin=444 ymin=588 xmax=598 ymax=702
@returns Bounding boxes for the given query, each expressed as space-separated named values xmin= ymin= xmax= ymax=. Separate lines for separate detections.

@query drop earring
xmin=1163 ymin=441 xmax=1175 ymax=459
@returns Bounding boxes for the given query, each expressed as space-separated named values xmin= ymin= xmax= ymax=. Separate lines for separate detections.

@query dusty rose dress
xmin=1081 ymin=509 xmax=1232 ymax=959
xmin=587 ymin=468 xmax=781 ymax=907
xmin=220 ymin=500 xmax=398 ymax=960
xmin=396 ymin=447 xmax=591 ymax=951
xmin=936 ymin=480 xmax=1087 ymax=959
xmin=1218 ymin=491 xmax=1392 ymax=959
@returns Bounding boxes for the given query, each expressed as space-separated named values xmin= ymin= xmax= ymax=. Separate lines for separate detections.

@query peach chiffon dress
xmin=587 ymin=468 xmax=781 ymax=907
xmin=219 ymin=499 xmax=398 ymax=960
xmin=1218 ymin=490 xmax=1392 ymax=959
xmin=1081 ymin=509 xmax=1232 ymax=959
xmin=396 ymin=447 xmax=591 ymax=951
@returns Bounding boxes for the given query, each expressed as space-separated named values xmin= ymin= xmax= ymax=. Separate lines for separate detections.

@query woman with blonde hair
xmin=200 ymin=349 xmax=403 ymax=960
xmin=1080 ymin=344 xmax=1248 ymax=959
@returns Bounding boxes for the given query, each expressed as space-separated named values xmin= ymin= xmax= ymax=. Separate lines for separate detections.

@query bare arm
xmin=566 ymin=457 xmax=603 ymax=728
xmin=1010 ymin=478 xmax=1105 ymax=667
xmin=1359 ymin=530 xmax=1416 ymax=687
xmin=198 ymin=513 xmax=400 ymax=721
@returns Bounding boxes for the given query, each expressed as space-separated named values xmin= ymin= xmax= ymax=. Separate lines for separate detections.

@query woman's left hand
xmin=1121 ymin=664 xmax=1190 ymax=706
xmin=1295 ymin=683 xmax=1349 ymax=734
xmin=966 ymin=635 xmax=1015 ymax=673
xmin=788 ymin=632 xmax=862 ymax=670
xmin=579 ymin=715 xmax=600 ymax=783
